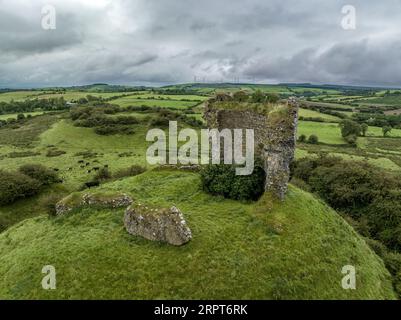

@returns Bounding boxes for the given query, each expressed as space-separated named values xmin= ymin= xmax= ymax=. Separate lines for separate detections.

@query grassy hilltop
xmin=0 ymin=169 xmax=396 ymax=299
xmin=1 ymin=83 xmax=401 ymax=299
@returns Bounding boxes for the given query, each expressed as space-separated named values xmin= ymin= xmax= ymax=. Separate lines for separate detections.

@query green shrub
xmin=0 ymin=221 xmax=5 ymax=233
xmin=200 ymin=162 xmax=266 ymax=201
xmin=8 ymin=151 xmax=41 ymax=158
xmin=383 ymin=126 xmax=392 ymax=137
xmin=94 ymin=167 xmax=111 ymax=181
xmin=298 ymin=134 xmax=306 ymax=143
xmin=289 ymin=177 xmax=311 ymax=192
xmin=292 ymin=155 xmax=401 ymax=251
xmin=361 ymin=123 xmax=369 ymax=136
xmin=382 ymin=252 xmax=401 ymax=297
xmin=365 ymin=238 xmax=401 ymax=297
xmin=233 ymin=91 xmax=249 ymax=102
xmin=365 ymin=238 xmax=388 ymax=257
xmin=40 ymin=193 xmax=64 ymax=217
xmin=74 ymin=151 xmax=98 ymax=158
xmin=19 ymin=164 xmax=59 ymax=186
xmin=250 ymin=90 xmax=279 ymax=103
xmin=339 ymin=119 xmax=361 ymax=137
xmin=46 ymin=149 xmax=66 ymax=157
xmin=114 ymin=116 xmax=139 ymax=125
xmin=94 ymin=125 xmax=135 ymax=135
xmin=113 ymin=165 xmax=146 ymax=179
xmin=0 ymin=170 xmax=41 ymax=205
xmin=307 ymin=134 xmax=319 ymax=144
xmin=383 ymin=252 xmax=401 ymax=278
xmin=149 ymin=116 xmax=170 ymax=127
xmin=344 ymin=134 xmax=357 ymax=145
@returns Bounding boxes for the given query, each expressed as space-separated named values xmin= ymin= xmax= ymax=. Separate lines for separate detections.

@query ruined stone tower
xmin=203 ymin=95 xmax=299 ymax=199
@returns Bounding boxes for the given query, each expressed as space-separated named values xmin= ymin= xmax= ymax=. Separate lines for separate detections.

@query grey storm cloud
xmin=1 ymin=0 xmax=401 ymax=87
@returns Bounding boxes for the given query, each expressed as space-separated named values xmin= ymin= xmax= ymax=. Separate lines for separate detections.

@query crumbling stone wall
xmin=203 ymin=97 xmax=299 ymax=200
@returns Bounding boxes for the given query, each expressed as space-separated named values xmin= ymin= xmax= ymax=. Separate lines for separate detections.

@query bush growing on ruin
xmin=200 ymin=161 xmax=266 ymax=201
xmin=233 ymin=91 xmax=249 ymax=102
xmin=250 ymin=90 xmax=280 ymax=104
xmin=251 ymin=90 xmax=265 ymax=103
xmin=265 ymin=93 xmax=280 ymax=103
xmin=40 ymin=193 xmax=64 ymax=217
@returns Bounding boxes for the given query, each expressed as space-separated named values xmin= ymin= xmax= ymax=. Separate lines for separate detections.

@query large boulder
xmin=124 ymin=204 xmax=192 ymax=246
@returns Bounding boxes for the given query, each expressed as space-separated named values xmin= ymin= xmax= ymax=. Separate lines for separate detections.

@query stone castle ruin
xmin=203 ymin=94 xmax=299 ymax=199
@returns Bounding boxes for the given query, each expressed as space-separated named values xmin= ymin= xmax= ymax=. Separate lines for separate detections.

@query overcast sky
xmin=1 ymin=0 xmax=401 ymax=88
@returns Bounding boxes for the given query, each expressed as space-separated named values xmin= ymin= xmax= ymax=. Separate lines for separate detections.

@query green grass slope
xmin=0 ymin=170 xmax=396 ymax=300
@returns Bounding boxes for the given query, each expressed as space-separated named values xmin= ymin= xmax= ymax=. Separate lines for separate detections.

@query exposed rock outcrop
xmin=81 ymin=193 xmax=133 ymax=208
xmin=124 ymin=204 xmax=192 ymax=246
xmin=55 ymin=192 xmax=133 ymax=215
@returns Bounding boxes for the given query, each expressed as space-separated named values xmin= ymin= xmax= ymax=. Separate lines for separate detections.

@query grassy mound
xmin=0 ymin=170 xmax=396 ymax=299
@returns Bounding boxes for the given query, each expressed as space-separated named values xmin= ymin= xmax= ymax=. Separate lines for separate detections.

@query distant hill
xmin=2 ymin=82 xmax=399 ymax=93
xmin=280 ymin=83 xmax=400 ymax=91
xmin=63 ymin=84 xmax=148 ymax=93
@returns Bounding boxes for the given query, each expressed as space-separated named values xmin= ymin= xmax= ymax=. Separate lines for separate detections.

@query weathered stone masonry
xmin=203 ymin=97 xmax=299 ymax=200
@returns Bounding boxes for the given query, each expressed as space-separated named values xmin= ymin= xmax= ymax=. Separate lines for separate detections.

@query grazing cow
xmin=104 ymin=164 xmax=109 ymax=168
xmin=93 ymin=167 xmax=100 ymax=171
xmin=53 ymin=168 xmax=59 ymax=172
xmin=78 ymin=160 xmax=84 ymax=164
xmin=85 ymin=181 xmax=100 ymax=188
xmin=86 ymin=162 xmax=90 ymax=166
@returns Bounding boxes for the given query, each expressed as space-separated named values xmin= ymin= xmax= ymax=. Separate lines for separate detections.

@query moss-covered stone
xmin=124 ymin=203 xmax=192 ymax=246
xmin=55 ymin=191 xmax=133 ymax=215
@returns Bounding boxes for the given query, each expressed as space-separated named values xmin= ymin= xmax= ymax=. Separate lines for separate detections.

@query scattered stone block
xmin=124 ymin=204 xmax=192 ymax=246
xmin=55 ymin=192 xmax=133 ymax=215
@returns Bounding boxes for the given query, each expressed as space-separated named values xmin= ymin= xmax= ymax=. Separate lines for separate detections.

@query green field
xmin=298 ymin=121 xmax=345 ymax=144
xmin=33 ymin=92 xmax=133 ymax=101
xmin=0 ymin=91 xmax=137 ymax=103
xmin=131 ymin=93 xmax=208 ymax=101
xmin=112 ymin=97 xmax=202 ymax=109
xmin=0 ymin=91 xmax=45 ymax=102
xmin=355 ymin=96 xmax=401 ymax=106
xmin=0 ymin=111 xmax=44 ymax=120
xmin=299 ymin=108 xmax=341 ymax=122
